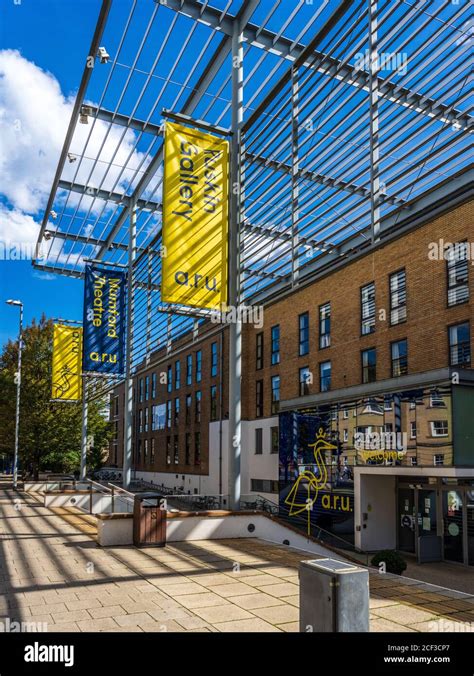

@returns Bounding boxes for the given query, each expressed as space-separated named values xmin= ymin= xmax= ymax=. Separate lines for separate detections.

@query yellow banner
xmin=52 ymin=324 xmax=83 ymax=401
xmin=162 ymin=121 xmax=229 ymax=309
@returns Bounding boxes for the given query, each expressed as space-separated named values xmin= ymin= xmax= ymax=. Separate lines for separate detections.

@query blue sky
xmin=0 ymin=0 xmax=100 ymax=345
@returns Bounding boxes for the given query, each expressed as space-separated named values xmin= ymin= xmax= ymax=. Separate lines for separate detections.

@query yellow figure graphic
xmin=284 ymin=428 xmax=337 ymax=535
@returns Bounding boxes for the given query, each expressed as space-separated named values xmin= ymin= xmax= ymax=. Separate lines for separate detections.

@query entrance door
xmin=398 ymin=488 xmax=415 ymax=553
xmin=467 ymin=489 xmax=474 ymax=566
xmin=418 ymin=489 xmax=437 ymax=536
xmin=442 ymin=489 xmax=464 ymax=563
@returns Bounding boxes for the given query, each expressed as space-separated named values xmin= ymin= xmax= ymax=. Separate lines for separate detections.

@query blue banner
xmin=82 ymin=265 xmax=126 ymax=374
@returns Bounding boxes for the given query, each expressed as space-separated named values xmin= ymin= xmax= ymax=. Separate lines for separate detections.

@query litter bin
xmin=133 ymin=492 xmax=167 ymax=547
xmin=299 ymin=558 xmax=369 ymax=632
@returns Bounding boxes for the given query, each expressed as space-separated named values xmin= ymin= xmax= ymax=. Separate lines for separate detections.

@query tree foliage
xmin=0 ymin=315 xmax=112 ymax=477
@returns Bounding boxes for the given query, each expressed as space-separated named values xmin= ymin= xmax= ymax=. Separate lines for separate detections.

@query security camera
xmin=97 ymin=47 xmax=110 ymax=64
xmin=50 ymin=210 xmax=57 ymax=220
xmin=67 ymin=153 xmax=77 ymax=163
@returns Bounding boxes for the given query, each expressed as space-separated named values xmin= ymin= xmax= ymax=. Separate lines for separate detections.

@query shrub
xmin=370 ymin=550 xmax=407 ymax=575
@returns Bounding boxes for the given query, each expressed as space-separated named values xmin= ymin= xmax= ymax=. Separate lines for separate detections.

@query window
xmin=138 ymin=409 xmax=143 ymax=433
xmin=185 ymin=433 xmax=191 ymax=465
xmin=319 ymin=361 xmax=331 ymax=392
xmin=145 ymin=376 xmax=150 ymax=401
xmin=271 ymin=325 xmax=280 ymax=365
xmin=430 ymin=420 xmax=449 ymax=437
xmin=299 ymin=367 xmax=311 ymax=396
xmin=433 ymin=454 xmax=444 ymax=467
xmin=410 ymin=456 xmax=417 ymax=467
xmin=391 ymin=339 xmax=408 ymax=377
xmin=186 ymin=394 xmax=192 ymax=425
xmin=137 ymin=439 xmax=142 ymax=463
xmin=167 ymin=366 xmax=172 ymax=393
xmin=175 ymin=361 xmax=181 ymax=389
xmin=447 ymin=242 xmax=469 ymax=306
xmin=343 ymin=409 xmax=349 ymax=419
xmin=361 ymin=348 xmax=376 ymax=383
xmin=174 ymin=398 xmax=180 ymax=426
xmin=195 ymin=432 xmax=201 ymax=466
xmin=186 ymin=354 xmax=192 ymax=385
xmin=430 ymin=391 xmax=446 ymax=408
xmin=152 ymin=403 xmax=166 ymax=431
xmin=139 ymin=378 xmax=144 ymax=403
xmin=256 ymin=332 xmax=264 ymax=370
xmin=384 ymin=395 xmax=393 ymax=411
xmin=449 ymin=322 xmax=471 ymax=366
xmin=152 ymin=373 xmax=157 ymax=399
xmin=389 ymin=269 xmax=407 ymax=325
xmin=210 ymin=385 xmax=217 ymax=421
xmin=151 ymin=438 xmax=155 ymax=465
xmin=343 ymin=429 xmax=349 ymax=442
xmin=166 ymin=437 xmax=171 ymax=465
xmin=255 ymin=428 xmax=263 ymax=454
xmin=196 ymin=351 xmax=202 ymax=383
xmin=361 ymin=282 xmax=375 ymax=335
xmin=166 ymin=400 xmax=172 ymax=428
xmin=144 ymin=407 xmax=149 ymax=432
xmin=173 ymin=436 xmax=179 ymax=465
xmin=211 ymin=342 xmax=218 ymax=377
xmin=271 ymin=427 xmax=279 ymax=454
xmin=144 ymin=439 xmax=148 ymax=462
xmin=410 ymin=421 xmax=417 ymax=439
xmin=299 ymin=312 xmax=309 ymax=356
xmin=113 ymin=396 xmax=119 ymax=417
xmin=271 ymin=376 xmax=280 ymax=415
xmin=250 ymin=479 xmax=278 ymax=494
xmin=256 ymin=380 xmax=264 ymax=418
xmin=319 ymin=302 xmax=331 ymax=348
xmin=195 ymin=391 xmax=202 ymax=423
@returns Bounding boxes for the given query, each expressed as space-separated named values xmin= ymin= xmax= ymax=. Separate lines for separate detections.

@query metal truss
xmin=33 ymin=0 xmax=472 ymax=392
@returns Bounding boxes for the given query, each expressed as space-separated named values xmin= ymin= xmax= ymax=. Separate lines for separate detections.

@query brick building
xmin=109 ymin=171 xmax=473 ymax=564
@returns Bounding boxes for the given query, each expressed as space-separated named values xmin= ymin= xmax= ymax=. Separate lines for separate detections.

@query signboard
xmin=82 ymin=265 xmax=126 ymax=374
xmin=161 ymin=121 xmax=229 ymax=309
xmin=51 ymin=324 xmax=83 ymax=401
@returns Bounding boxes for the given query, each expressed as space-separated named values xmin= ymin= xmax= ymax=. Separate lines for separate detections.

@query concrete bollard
xmin=299 ymin=558 xmax=369 ymax=632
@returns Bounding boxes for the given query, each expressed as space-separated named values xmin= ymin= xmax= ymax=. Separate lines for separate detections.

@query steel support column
xmin=228 ymin=20 xmax=243 ymax=511
xmin=80 ymin=380 xmax=88 ymax=481
xmin=369 ymin=0 xmax=380 ymax=243
xmin=122 ymin=200 xmax=137 ymax=489
xmin=291 ymin=65 xmax=300 ymax=286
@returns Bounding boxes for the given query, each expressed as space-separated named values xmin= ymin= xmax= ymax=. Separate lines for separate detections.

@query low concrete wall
xmin=43 ymin=489 xmax=132 ymax=514
xmin=96 ymin=510 xmax=345 ymax=561
xmin=25 ymin=481 xmax=89 ymax=493
xmin=44 ymin=491 xmax=111 ymax=514
xmin=97 ymin=514 xmax=134 ymax=546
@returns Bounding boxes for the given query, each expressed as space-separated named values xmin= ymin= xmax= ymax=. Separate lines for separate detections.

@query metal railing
xmin=240 ymin=493 xmax=370 ymax=566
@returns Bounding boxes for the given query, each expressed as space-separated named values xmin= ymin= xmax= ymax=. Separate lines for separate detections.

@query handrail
xmin=240 ymin=493 xmax=369 ymax=564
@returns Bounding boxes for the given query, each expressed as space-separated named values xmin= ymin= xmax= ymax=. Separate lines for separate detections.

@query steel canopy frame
xmin=33 ymin=0 xmax=472 ymax=494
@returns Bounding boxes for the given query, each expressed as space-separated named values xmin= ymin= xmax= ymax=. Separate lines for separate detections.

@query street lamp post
xmin=6 ymin=300 xmax=23 ymax=489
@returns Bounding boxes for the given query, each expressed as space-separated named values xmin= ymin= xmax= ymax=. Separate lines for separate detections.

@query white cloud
xmin=0 ymin=49 xmax=150 ymax=261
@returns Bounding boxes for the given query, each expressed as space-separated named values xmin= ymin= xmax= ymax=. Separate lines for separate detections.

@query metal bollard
xmin=299 ymin=558 xmax=369 ymax=632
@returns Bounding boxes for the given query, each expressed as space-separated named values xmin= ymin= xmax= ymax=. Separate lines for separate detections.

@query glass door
xmin=418 ymin=489 xmax=437 ymax=537
xmin=442 ymin=489 xmax=464 ymax=563
xmin=398 ymin=487 xmax=415 ymax=553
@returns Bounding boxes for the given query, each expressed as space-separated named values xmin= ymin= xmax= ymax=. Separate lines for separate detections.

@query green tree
xmin=0 ymin=315 xmax=112 ymax=477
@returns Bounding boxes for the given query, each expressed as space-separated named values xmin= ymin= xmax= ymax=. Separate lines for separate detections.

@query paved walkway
xmin=0 ymin=482 xmax=473 ymax=632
